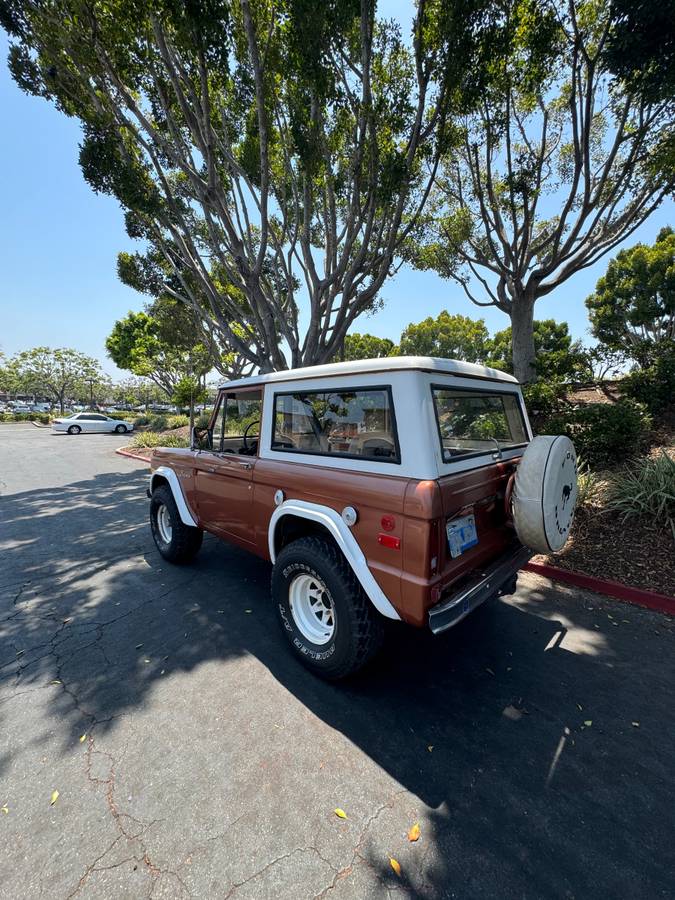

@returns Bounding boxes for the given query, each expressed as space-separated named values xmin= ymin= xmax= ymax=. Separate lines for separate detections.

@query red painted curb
xmin=115 ymin=447 xmax=151 ymax=463
xmin=524 ymin=561 xmax=675 ymax=616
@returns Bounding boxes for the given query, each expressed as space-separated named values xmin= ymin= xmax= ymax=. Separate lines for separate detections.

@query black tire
xmin=272 ymin=536 xmax=384 ymax=680
xmin=67 ymin=425 xmax=81 ymax=435
xmin=150 ymin=484 xmax=203 ymax=564
xmin=115 ymin=423 xmax=127 ymax=434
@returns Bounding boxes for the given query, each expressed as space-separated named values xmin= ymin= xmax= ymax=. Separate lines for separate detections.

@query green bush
xmin=607 ymin=451 xmax=675 ymax=538
xmin=522 ymin=381 xmax=567 ymax=419
xmin=195 ymin=413 xmax=211 ymax=430
xmin=620 ymin=351 xmax=675 ymax=416
xmin=133 ymin=415 xmax=150 ymax=426
xmin=0 ymin=411 xmax=50 ymax=424
xmin=129 ymin=431 xmax=190 ymax=449
xmin=148 ymin=414 xmax=168 ymax=432
xmin=167 ymin=414 xmax=190 ymax=429
xmin=542 ymin=399 xmax=651 ymax=467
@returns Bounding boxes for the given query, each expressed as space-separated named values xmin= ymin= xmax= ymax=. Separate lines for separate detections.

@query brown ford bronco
xmin=147 ymin=357 xmax=578 ymax=679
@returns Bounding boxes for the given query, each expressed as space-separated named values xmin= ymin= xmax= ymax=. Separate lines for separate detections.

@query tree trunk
xmin=510 ymin=297 xmax=536 ymax=384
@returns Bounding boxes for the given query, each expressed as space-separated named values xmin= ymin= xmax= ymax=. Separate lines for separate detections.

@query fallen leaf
xmin=577 ymin=704 xmax=583 ymax=711
xmin=144 ymin=658 xmax=150 ymax=663
xmin=1 ymin=804 xmax=8 ymax=814
xmin=334 ymin=808 xmax=347 ymax=819
xmin=632 ymin=721 xmax=640 ymax=728
xmin=427 ymin=745 xmax=433 ymax=752
xmin=485 ymin=667 xmax=495 ymax=676
xmin=389 ymin=857 xmax=401 ymax=877
xmin=583 ymin=720 xmax=593 ymax=727
xmin=135 ymin=644 xmax=143 ymax=650
xmin=79 ymin=734 xmax=87 ymax=743
xmin=407 ymin=822 xmax=421 ymax=842
xmin=245 ymin=609 xmax=252 ymax=614
xmin=50 ymin=790 xmax=59 ymax=806
xmin=50 ymin=680 xmax=61 ymax=685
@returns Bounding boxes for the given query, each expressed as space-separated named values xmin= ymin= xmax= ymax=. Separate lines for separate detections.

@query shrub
xmin=148 ymin=414 xmax=168 ymax=432
xmin=576 ymin=457 xmax=604 ymax=508
xmin=522 ymin=381 xmax=567 ymax=420
xmin=541 ymin=399 xmax=651 ymax=467
xmin=167 ymin=414 xmax=189 ymax=429
xmin=134 ymin=415 xmax=150 ymax=426
xmin=620 ymin=351 xmax=675 ymax=417
xmin=129 ymin=431 xmax=190 ymax=449
xmin=607 ymin=451 xmax=675 ymax=538
xmin=195 ymin=413 xmax=211 ymax=430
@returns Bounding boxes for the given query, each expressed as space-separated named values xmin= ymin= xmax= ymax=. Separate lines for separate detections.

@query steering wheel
xmin=242 ymin=419 xmax=260 ymax=452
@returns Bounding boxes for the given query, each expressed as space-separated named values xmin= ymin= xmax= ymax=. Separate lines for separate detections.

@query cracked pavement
xmin=1 ymin=423 xmax=674 ymax=899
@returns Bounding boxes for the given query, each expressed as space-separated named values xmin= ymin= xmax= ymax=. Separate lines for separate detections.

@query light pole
xmin=88 ymin=378 xmax=94 ymax=410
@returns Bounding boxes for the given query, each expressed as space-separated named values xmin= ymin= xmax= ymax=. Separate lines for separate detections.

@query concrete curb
xmin=115 ymin=447 xmax=151 ymax=464
xmin=524 ymin=561 xmax=675 ymax=617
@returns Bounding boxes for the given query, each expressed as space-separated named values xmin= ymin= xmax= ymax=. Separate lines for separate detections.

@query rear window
xmin=272 ymin=387 xmax=399 ymax=462
xmin=431 ymin=386 xmax=528 ymax=462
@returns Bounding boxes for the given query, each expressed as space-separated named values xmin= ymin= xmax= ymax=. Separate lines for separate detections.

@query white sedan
xmin=52 ymin=413 xmax=134 ymax=435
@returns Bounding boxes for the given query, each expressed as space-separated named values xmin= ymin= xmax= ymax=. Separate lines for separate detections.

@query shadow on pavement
xmin=1 ymin=470 xmax=673 ymax=896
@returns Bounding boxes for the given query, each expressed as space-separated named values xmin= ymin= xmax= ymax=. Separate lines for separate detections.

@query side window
xmin=210 ymin=390 xmax=262 ymax=453
xmin=272 ymin=387 xmax=399 ymax=462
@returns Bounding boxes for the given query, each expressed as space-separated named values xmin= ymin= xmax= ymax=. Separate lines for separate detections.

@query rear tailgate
xmin=436 ymin=459 xmax=518 ymax=587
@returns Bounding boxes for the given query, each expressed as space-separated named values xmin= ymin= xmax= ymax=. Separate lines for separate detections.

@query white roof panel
xmin=218 ymin=356 xmax=518 ymax=390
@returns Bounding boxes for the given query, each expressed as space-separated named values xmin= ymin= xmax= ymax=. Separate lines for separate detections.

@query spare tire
xmin=512 ymin=435 xmax=578 ymax=554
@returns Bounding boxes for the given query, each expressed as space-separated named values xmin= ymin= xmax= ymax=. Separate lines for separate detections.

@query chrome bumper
xmin=428 ymin=544 xmax=533 ymax=635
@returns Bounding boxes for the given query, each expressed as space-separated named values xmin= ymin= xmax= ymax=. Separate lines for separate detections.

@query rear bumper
xmin=428 ymin=544 xmax=533 ymax=634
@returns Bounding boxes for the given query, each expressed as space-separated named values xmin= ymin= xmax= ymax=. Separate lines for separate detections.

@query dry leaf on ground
xmin=50 ymin=790 xmax=59 ymax=806
xmin=389 ymin=857 xmax=402 ymax=877
xmin=334 ymin=808 xmax=347 ymax=819
xmin=407 ymin=822 xmax=421 ymax=842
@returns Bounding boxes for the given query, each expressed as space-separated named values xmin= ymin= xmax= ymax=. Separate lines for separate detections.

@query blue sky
xmin=0 ymin=26 xmax=673 ymax=378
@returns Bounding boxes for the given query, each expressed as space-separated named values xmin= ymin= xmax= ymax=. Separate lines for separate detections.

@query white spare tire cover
xmin=512 ymin=435 xmax=578 ymax=554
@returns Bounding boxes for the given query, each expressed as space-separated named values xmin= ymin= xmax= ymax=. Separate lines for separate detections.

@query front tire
xmin=272 ymin=536 xmax=384 ymax=680
xmin=150 ymin=484 xmax=203 ymax=564
xmin=115 ymin=423 xmax=127 ymax=434
xmin=67 ymin=425 xmax=81 ymax=435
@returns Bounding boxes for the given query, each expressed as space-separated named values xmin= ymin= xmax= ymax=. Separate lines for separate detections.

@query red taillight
xmin=381 ymin=514 xmax=396 ymax=532
xmin=377 ymin=532 xmax=401 ymax=550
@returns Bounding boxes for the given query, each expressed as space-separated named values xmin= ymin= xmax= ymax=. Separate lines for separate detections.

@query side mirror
xmin=191 ymin=426 xmax=212 ymax=451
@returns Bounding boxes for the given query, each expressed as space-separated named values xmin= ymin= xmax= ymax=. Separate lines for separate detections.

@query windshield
xmin=431 ymin=386 xmax=528 ymax=462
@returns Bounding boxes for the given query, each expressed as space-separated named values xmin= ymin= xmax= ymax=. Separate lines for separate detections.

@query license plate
xmin=446 ymin=513 xmax=478 ymax=559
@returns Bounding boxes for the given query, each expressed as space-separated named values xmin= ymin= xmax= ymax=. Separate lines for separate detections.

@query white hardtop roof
xmin=218 ymin=356 xmax=518 ymax=390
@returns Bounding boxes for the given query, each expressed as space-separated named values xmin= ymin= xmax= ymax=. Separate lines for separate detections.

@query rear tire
xmin=115 ymin=423 xmax=127 ymax=434
xmin=67 ymin=425 xmax=81 ymax=435
xmin=272 ymin=536 xmax=384 ymax=680
xmin=150 ymin=484 xmax=203 ymax=564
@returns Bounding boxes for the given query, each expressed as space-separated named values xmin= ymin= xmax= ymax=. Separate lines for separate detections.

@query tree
xmin=2 ymin=0 xmax=496 ymax=372
xmin=486 ymin=319 xmax=589 ymax=381
xmin=399 ymin=311 xmax=489 ymax=362
xmin=106 ymin=311 xmax=211 ymax=398
xmin=586 ymin=227 xmax=675 ymax=366
xmin=406 ymin=0 xmax=674 ymax=382
xmin=338 ymin=333 xmax=397 ymax=362
xmin=12 ymin=347 xmax=104 ymax=413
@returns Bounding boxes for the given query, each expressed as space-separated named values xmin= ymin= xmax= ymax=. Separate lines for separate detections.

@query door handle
xmin=205 ymin=466 xmax=216 ymax=473
xmin=239 ymin=462 xmax=252 ymax=470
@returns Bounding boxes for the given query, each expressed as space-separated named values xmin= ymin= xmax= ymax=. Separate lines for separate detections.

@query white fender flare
xmin=268 ymin=500 xmax=401 ymax=621
xmin=150 ymin=466 xmax=198 ymax=528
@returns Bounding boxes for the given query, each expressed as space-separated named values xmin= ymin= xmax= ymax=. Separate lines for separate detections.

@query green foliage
xmin=147 ymin=415 xmax=168 ymax=433
xmin=129 ymin=431 xmax=190 ymax=449
xmin=9 ymin=346 xmax=104 ymax=413
xmin=166 ymin=414 xmax=190 ymax=430
xmin=339 ymin=334 xmax=398 ymax=362
xmin=607 ymin=451 xmax=675 ymax=538
xmin=0 ymin=411 xmax=50 ymax=424
xmin=522 ymin=380 xmax=568 ymax=419
xmin=133 ymin=415 xmax=150 ymax=427
xmin=620 ymin=347 xmax=675 ymax=416
xmin=542 ymin=400 xmax=652 ymax=468
xmin=171 ymin=376 xmax=208 ymax=411
xmin=195 ymin=413 xmax=212 ymax=430
xmin=0 ymin=0 xmax=501 ymax=372
xmin=604 ymin=0 xmax=675 ymax=105
xmin=488 ymin=320 xmax=589 ymax=381
xmin=586 ymin=227 xmax=675 ymax=365
xmin=399 ymin=311 xmax=489 ymax=362
xmin=576 ymin=457 xmax=603 ymax=509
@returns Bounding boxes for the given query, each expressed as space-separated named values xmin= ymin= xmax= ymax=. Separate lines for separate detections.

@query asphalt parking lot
xmin=1 ymin=423 xmax=673 ymax=899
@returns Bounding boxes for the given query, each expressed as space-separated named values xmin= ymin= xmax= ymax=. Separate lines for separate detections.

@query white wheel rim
xmin=288 ymin=574 xmax=335 ymax=645
xmin=156 ymin=504 xmax=173 ymax=543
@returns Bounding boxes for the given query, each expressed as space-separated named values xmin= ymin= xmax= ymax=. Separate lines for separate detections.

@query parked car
xmin=31 ymin=403 xmax=51 ymax=413
xmin=10 ymin=404 xmax=33 ymax=413
xmin=145 ymin=357 xmax=578 ymax=679
xmin=52 ymin=413 xmax=134 ymax=435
